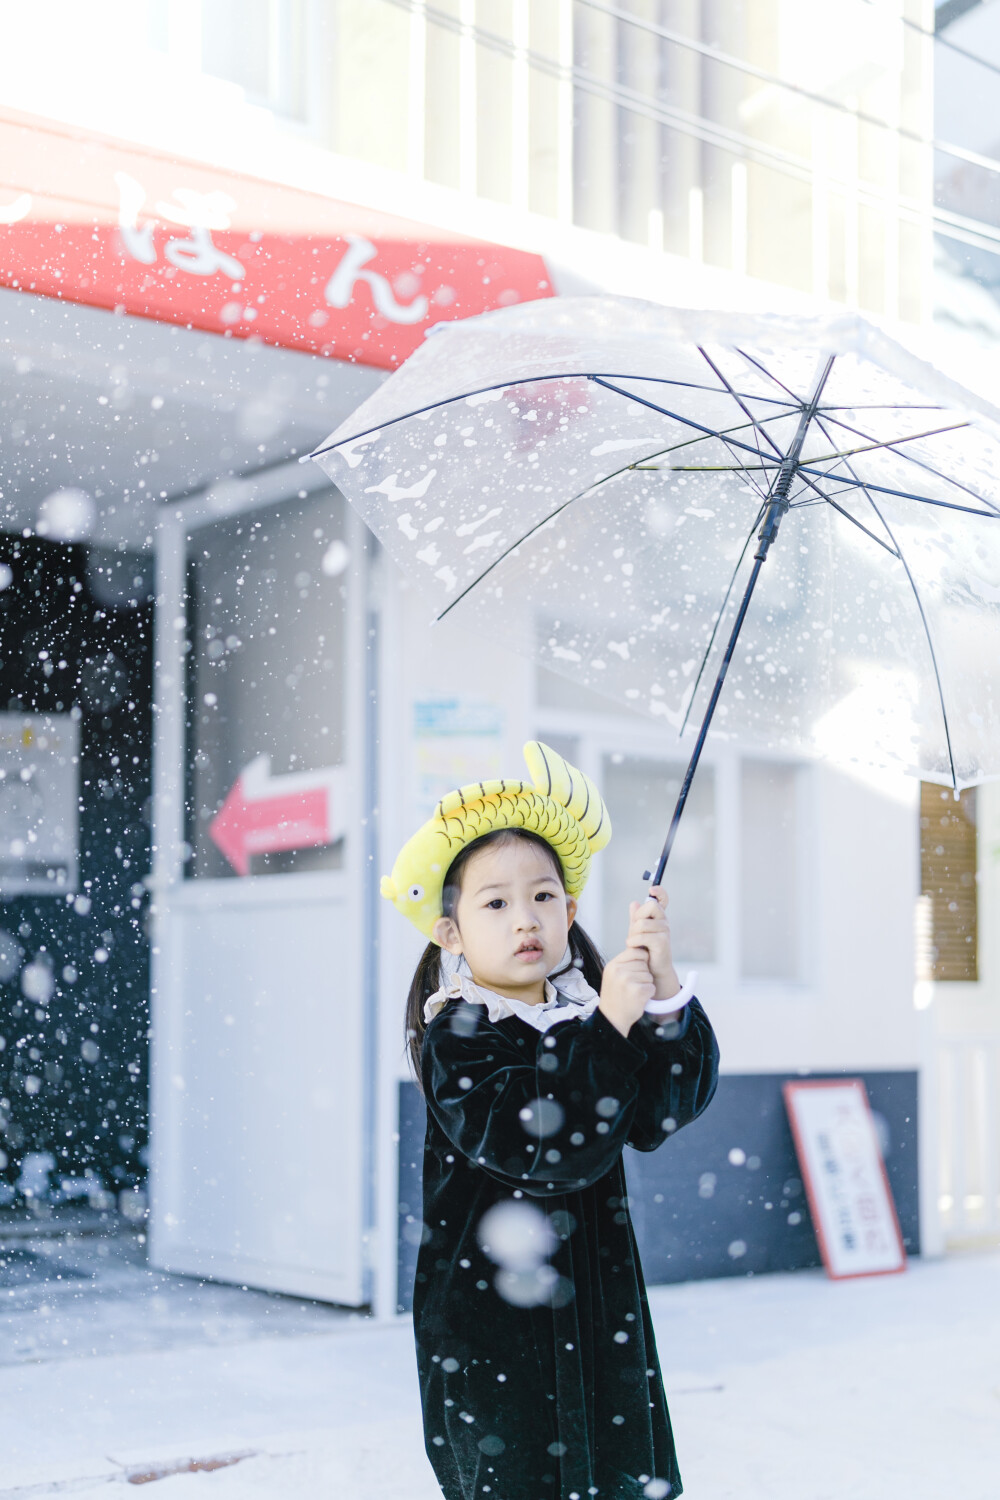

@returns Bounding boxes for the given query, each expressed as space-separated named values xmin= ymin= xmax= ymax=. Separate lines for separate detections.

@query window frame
xmin=534 ymin=700 xmax=816 ymax=1000
xmin=736 ymin=752 xmax=814 ymax=991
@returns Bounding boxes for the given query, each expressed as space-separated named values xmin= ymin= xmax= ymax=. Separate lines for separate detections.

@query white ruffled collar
xmin=423 ymin=946 xmax=601 ymax=1034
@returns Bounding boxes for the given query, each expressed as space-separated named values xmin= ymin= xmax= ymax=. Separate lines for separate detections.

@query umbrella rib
xmin=665 ymin=407 xmax=795 ymax=455
xmin=643 ymin=349 xmax=789 ymax=741
xmin=811 ymin=415 xmax=959 ymax=791
xmin=732 ymin=347 xmax=806 ymax=405
xmin=616 ymin=375 xmax=798 ymax=407
xmin=682 ymin=365 xmax=786 ymax=502
xmin=696 ymin=347 xmax=788 ymax=460
xmin=432 ymin=437 xmax=702 ymax=622
xmin=678 ymin=501 xmax=769 ymax=739
xmin=686 ymin=388 xmax=783 ymax=505
xmin=695 ymin=347 xmax=784 ymax=486
xmin=693 ymin=345 xmax=791 ymax=506
xmin=794 ymin=466 xmax=864 ymax=514
xmin=680 ymin=351 xmax=797 ymax=492
xmin=672 ymin=356 xmax=864 ymax=733
xmin=789 ymin=479 xmax=887 ymax=507
xmin=795 ymin=468 xmax=1000 ymax=519
xmin=699 ymin=352 xmax=857 ymax=521
xmin=730 ymin=350 xmax=949 ymax=535
xmin=801 ymin=421 xmax=970 ymax=466
xmin=648 ymin=356 xmax=835 ymax=884
xmin=865 ymin=494 xmax=959 ymax=792
xmin=434 ymin=389 xmax=783 ymax=625
xmin=815 ymin=496 xmax=901 ymax=556
xmin=628 ymin=411 xmax=790 ymax=468
xmin=591 ymin=378 xmax=767 ymax=460
xmin=817 ymin=404 xmax=946 ymax=412
xmin=713 ymin=431 xmax=778 ymax=504
xmin=308 ymin=371 xmax=799 ymax=458
xmin=809 ymin=411 xmax=1000 ymax=516
xmin=311 ymin=387 xmax=957 ymax=464
xmin=625 ymin=425 xmax=787 ymax=483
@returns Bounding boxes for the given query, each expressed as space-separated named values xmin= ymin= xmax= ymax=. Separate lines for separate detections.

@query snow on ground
xmin=0 ymin=1228 xmax=353 ymax=1365
xmin=1 ymin=1237 xmax=998 ymax=1498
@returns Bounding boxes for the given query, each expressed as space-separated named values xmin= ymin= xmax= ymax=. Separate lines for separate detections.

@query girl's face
xmin=432 ymin=837 xmax=577 ymax=1004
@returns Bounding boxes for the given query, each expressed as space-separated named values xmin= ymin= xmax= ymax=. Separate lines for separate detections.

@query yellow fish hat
xmin=381 ymin=741 xmax=612 ymax=940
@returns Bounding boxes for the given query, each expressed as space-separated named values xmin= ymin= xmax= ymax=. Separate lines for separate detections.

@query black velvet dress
xmin=414 ymin=996 xmax=720 ymax=1500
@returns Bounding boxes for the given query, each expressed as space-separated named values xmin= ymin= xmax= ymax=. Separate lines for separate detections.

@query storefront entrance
xmin=149 ymin=468 xmax=374 ymax=1306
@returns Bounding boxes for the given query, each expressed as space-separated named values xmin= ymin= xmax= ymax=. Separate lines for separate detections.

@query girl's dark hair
xmin=404 ymin=827 xmax=604 ymax=1089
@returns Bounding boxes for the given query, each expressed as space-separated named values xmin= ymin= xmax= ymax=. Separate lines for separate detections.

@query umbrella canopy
xmin=310 ymin=296 xmax=1000 ymax=868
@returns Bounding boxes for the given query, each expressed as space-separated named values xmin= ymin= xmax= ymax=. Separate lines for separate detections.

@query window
xmin=186 ymin=491 xmax=348 ymax=880
xmin=536 ymin=664 xmax=635 ymax=719
xmin=201 ymin=0 xmax=308 ymax=120
xmin=740 ymin=760 xmax=802 ymax=982
xmin=919 ymin=783 xmax=977 ymax=982
xmin=601 ymin=755 xmax=715 ymax=964
xmin=536 ymin=731 xmax=579 ymax=769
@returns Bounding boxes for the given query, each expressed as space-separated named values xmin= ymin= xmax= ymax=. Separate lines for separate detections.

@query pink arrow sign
xmin=209 ymin=756 xmax=348 ymax=876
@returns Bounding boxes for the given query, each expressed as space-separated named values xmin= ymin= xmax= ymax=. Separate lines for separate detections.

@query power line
xmin=384 ymin=0 xmax=1000 ymax=258
xmin=860 ymin=0 xmax=1000 ymax=80
xmin=577 ymin=0 xmax=1000 ymax=181
xmin=935 ymin=0 xmax=983 ymax=33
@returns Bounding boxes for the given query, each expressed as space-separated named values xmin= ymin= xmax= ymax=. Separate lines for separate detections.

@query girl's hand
xmin=626 ymin=885 xmax=681 ymax=1002
xmin=599 ymin=948 xmax=655 ymax=1037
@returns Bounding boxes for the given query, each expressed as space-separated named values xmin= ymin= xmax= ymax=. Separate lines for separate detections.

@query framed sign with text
xmin=0 ymin=711 xmax=79 ymax=896
xmin=783 ymin=1079 xmax=906 ymax=1280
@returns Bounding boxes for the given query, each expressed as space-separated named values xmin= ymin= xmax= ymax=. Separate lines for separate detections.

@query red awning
xmin=0 ymin=107 xmax=553 ymax=370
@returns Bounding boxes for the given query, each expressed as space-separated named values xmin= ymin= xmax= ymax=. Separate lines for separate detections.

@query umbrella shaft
xmin=649 ymin=356 xmax=836 ymax=887
xmin=649 ymin=552 xmax=767 ymax=886
xmin=755 ymin=475 xmax=793 ymax=558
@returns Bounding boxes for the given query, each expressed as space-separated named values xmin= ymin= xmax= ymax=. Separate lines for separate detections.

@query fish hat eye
xmin=381 ymin=741 xmax=612 ymax=942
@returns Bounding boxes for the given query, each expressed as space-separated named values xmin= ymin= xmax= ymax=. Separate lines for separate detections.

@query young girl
xmin=382 ymin=743 xmax=719 ymax=1500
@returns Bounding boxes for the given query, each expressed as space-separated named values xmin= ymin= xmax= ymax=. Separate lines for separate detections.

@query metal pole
xmin=647 ymin=356 xmax=834 ymax=885
xmin=647 ymin=552 xmax=765 ymax=885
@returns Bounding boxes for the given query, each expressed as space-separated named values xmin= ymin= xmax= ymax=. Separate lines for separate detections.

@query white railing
xmin=937 ymin=1036 xmax=1000 ymax=1243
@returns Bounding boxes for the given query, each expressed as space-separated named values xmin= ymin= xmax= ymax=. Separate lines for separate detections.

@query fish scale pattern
xmin=381 ymin=741 xmax=612 ymax=939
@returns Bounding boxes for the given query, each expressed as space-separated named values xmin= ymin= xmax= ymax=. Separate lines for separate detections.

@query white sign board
xmin=0 ymin=712 xmax=79 ymax=895
xmin=783 ymin=1079 xmax=906 ymax=1280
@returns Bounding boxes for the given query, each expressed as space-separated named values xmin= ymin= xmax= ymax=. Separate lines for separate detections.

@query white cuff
xmin=645 ymin=971 xmax=697 ymax=1016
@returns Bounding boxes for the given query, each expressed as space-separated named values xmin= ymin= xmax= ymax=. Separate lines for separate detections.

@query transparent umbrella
xmin=310 ymin=297 xmax=1000 ymax=880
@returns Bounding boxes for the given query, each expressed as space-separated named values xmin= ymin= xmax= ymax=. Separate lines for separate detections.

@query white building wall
xmin=377 ymin=567 xmax=921 ymax=1083
xmin=0 ymin=0 xmax=955 ymax=1304
xmin=924 ymin=782 xmax=1000 ymax=1246
xmin=378 ymin=578 xmax=537 ymax=1090
xmin=721 ymin=764 xmax=919 ymax=1074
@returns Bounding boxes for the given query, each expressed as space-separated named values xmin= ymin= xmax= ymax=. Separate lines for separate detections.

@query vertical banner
xmin=783 ymin=1079 xmax=906 ymax=1280
xmin=0 ymin=712 xmax=79 ymax=895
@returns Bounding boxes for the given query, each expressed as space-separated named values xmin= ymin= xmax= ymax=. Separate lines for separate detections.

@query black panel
xmin=625 ymin=1070 xmax=920 ymax=1282
xmin=0 ymin=537 xmax=153 ymax=1207
xmin=396 ymin=1069 xmax=919 ymax=1310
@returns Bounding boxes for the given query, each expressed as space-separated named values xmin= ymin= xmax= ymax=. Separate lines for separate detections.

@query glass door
xmin=148 ymin=471 xmax=371 ymax=1306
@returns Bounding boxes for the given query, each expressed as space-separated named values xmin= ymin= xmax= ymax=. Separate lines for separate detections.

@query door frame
xmin=148 ymin=459 xmax=382 ymax=1306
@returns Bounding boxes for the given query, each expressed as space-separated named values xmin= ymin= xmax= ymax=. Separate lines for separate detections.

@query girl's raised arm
xmin=624 ymin=999 xmax=720 ymax=1152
